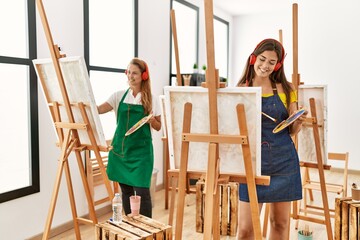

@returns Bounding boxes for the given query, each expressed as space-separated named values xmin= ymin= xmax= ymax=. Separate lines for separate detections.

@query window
xmin=84 ymin=0 xmax=138 ymax=139
xmin=0 ymin=0 xmax=39 ymax=203
xmin=214 ymin=16 xmax=229 ymax=80
xmin=170 ymin=0 xmax=199 ymax=84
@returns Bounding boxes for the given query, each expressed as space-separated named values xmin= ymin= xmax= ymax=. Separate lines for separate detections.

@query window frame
xmin=0 ymin=0 xmax=39 ymax=203
xmin=213 ymin=15 xmax=229 ymax=80
xmin=170 ymin=0 xmax=199 ymax=85
xmin=83 ymin=0 xmax=139 ymax=75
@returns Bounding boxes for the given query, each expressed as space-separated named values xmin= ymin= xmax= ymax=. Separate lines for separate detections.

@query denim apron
xmin=107 ymin=89 xmax=153 ymax=188
xmin=239 ymin=84 xmax=302 ymax=202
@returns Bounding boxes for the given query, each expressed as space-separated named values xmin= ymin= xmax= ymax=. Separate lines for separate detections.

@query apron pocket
xmin=262 ymin=143 xmax=299 ymax=176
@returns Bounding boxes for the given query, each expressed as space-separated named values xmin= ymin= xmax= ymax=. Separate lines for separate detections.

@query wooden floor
xmin=46 ymin=169 xmax=359 ymax=240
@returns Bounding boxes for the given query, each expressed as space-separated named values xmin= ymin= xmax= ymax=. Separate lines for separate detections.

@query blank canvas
xmin=164 ymin=86 xmax=262 ymax=175
xmin=33 ymin=56 xmax=107 ymax=148
xmin=298 ymin=84 xmax=328 ymax=164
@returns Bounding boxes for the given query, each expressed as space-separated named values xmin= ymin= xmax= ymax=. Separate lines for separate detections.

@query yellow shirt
xmin=262 ymin=91 xmax=297 ymax=108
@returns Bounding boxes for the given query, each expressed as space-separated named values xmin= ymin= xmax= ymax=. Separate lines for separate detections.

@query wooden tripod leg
xmin=78 ymin=102 xmax=114 ymax=204
xmin=164 ymin=138 xmax=169 ymax=210
xmin=63 ymin=156 xmax=81 ymax=239
xmin=174 ymin=103 xmax=192 ymax=240
xmin=212 ymin=185 xmax=220 ymax=239
xmin=310 ymin=98 xmax=333 ymax=240
xmin=42 ymin=130 xmax=78 ymax=240
xmin=262 ymin=203 xmax=270 ymax=238
xmin=203 ymin=143 xmax=218 ymax=240
xmin=74 ymin=150 xmax=97 ymax=224
xmin=237 ymin=104 xmax=262 ymax=239
xmin=168 ymin=176 xmax=177 ymax=226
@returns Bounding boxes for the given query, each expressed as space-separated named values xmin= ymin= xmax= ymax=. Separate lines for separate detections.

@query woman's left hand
xmin=147 ymin=112 xmax=155 ymax=124
xmin=295 ymin=108 xmax=308 ymax=125
xmin=147 ymin=112 xmax=161 ymax=131
xmin=147 ymin=115 xmax=156 ymax=124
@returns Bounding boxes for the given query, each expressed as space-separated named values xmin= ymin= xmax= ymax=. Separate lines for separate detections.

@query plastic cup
xmin=130 ymin=195 xmax=141 ymax=216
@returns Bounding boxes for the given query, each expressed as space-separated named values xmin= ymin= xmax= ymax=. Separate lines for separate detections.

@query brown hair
xmin=129 ymin=58 xmax=152 ymax=114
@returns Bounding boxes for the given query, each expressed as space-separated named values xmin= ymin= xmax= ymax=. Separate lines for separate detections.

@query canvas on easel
xmin=33 ymin=55 xmax=115 ymax=239
xmin=164 ymin=86 xmax=262 ymax=175
xmin=164 ymin=85 xmax=267 ymax=239
xmin=297 ymin=84 xmax=328 ymax=164
xmin=33 ymin=56 xmax=107 ymax=149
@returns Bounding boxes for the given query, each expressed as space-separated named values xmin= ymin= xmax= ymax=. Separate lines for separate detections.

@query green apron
xmin=107 ymin=89 xmax=154 ymax=188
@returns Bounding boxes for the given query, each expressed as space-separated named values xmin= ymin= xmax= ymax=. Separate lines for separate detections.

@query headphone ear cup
xmin=141 ymin=71 xmax=148 ymax=80
xmin=274 ymin=62 xmax=282 ymax=71
xmin=142 ymin=63 xmax=149 ymax=80
xmin=249 ymin=54 xmax=256 ymax=65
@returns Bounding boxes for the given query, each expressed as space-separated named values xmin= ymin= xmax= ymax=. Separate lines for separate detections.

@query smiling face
xmin=126 ymin=63 xmax=143 ymax=89
xmin=253 ymin=50 xmax=279 ymax=78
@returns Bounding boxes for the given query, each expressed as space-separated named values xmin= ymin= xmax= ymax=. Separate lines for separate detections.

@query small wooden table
xmin=95 ymin=214 xmax=172 ymax=240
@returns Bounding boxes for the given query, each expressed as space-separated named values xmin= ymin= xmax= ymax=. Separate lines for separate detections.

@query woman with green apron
xmin=98 ymin=58 xmax=161 ymax=218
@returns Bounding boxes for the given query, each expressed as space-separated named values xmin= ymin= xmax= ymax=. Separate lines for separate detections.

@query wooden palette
xmin=125 ymin=113 xmax=153 ymax=136
xmin=272 ymin=108 xmax=306 ymax=134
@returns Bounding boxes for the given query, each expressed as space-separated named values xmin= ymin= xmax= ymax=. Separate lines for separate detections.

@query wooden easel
xmin=290 ymin=3 xmax=333 ymax=239
xmin=292 ymin=98 xmax=333 ymax=239
xmin=35 ymin=1 xmax=114 ymax=239
xmin=171 ymin=1 xmax=269 ymax=239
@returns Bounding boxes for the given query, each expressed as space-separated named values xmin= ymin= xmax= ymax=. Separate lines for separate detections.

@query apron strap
xmin=120 ymin=88 xmax=130 ymax=104
xmin=271 ymin=81 xmax=278 ymax=95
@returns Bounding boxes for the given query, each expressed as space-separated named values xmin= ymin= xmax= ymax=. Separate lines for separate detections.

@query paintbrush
xmin=262 ymin=112 xmax=277 ymax=122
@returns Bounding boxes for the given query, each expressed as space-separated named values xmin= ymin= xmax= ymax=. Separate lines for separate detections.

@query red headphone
xmin=141 ymin=62 xmax=149 ymax=80
xmin=124 ymin=61 xmax=149 ymax=81
xmin=249 ymin=39 xmax=285 ymax=72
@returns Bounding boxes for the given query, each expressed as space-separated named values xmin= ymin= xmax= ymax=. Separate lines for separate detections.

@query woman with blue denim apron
xmin=98 ymin=58 xmax=161 ymax=218
xmin=236 ymin=39 xmax=307 ymax=239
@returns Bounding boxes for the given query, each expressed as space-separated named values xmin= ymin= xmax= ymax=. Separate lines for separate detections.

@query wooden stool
xmin=195 ymin=181 xmax=238 ymax=236
xmin=334 ymin=197 xmax=360 ymax=239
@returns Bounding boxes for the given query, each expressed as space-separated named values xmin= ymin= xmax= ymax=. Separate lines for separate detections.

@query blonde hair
xmin=129 ymin=58 xmax=152 ymax=114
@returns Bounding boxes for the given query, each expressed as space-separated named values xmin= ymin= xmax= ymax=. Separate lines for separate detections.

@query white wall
xmin=231 ymin=1 xmax=360 ymax=170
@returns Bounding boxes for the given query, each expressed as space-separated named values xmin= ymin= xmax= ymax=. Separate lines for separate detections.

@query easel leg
xmin=203 ymin=143 xmax=218 ymax=239
xmin=74 ymin=150 xmax=97 ymax=223
xmin=168 ymin=176 xmax=177 ymax=226
xmin=63 ymin=158 xmax=81 ymax=239
xmin=42 ymin=152 xmax=66 ymax=239
xmin=42 ymin=130 xmax=81 ymax=240
xmin=78 ymin=102 xmax=114 ymax=207
xmin=174 ymin=151 xmax=188 ymax=240
xmin=212 ymin=184 xmax=220 ymax=239
xmin=174 ymin=103 xmax=192 ymax=240
xmin=164 ymin=138 xmax=169 ymax=210
xmin=262 ymin=203 xmax=270 ymax=238
xmin=237 ymin=104 xmax=262 ymax=239
xmin=310 ymin=98 xmax=333 ymax=240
